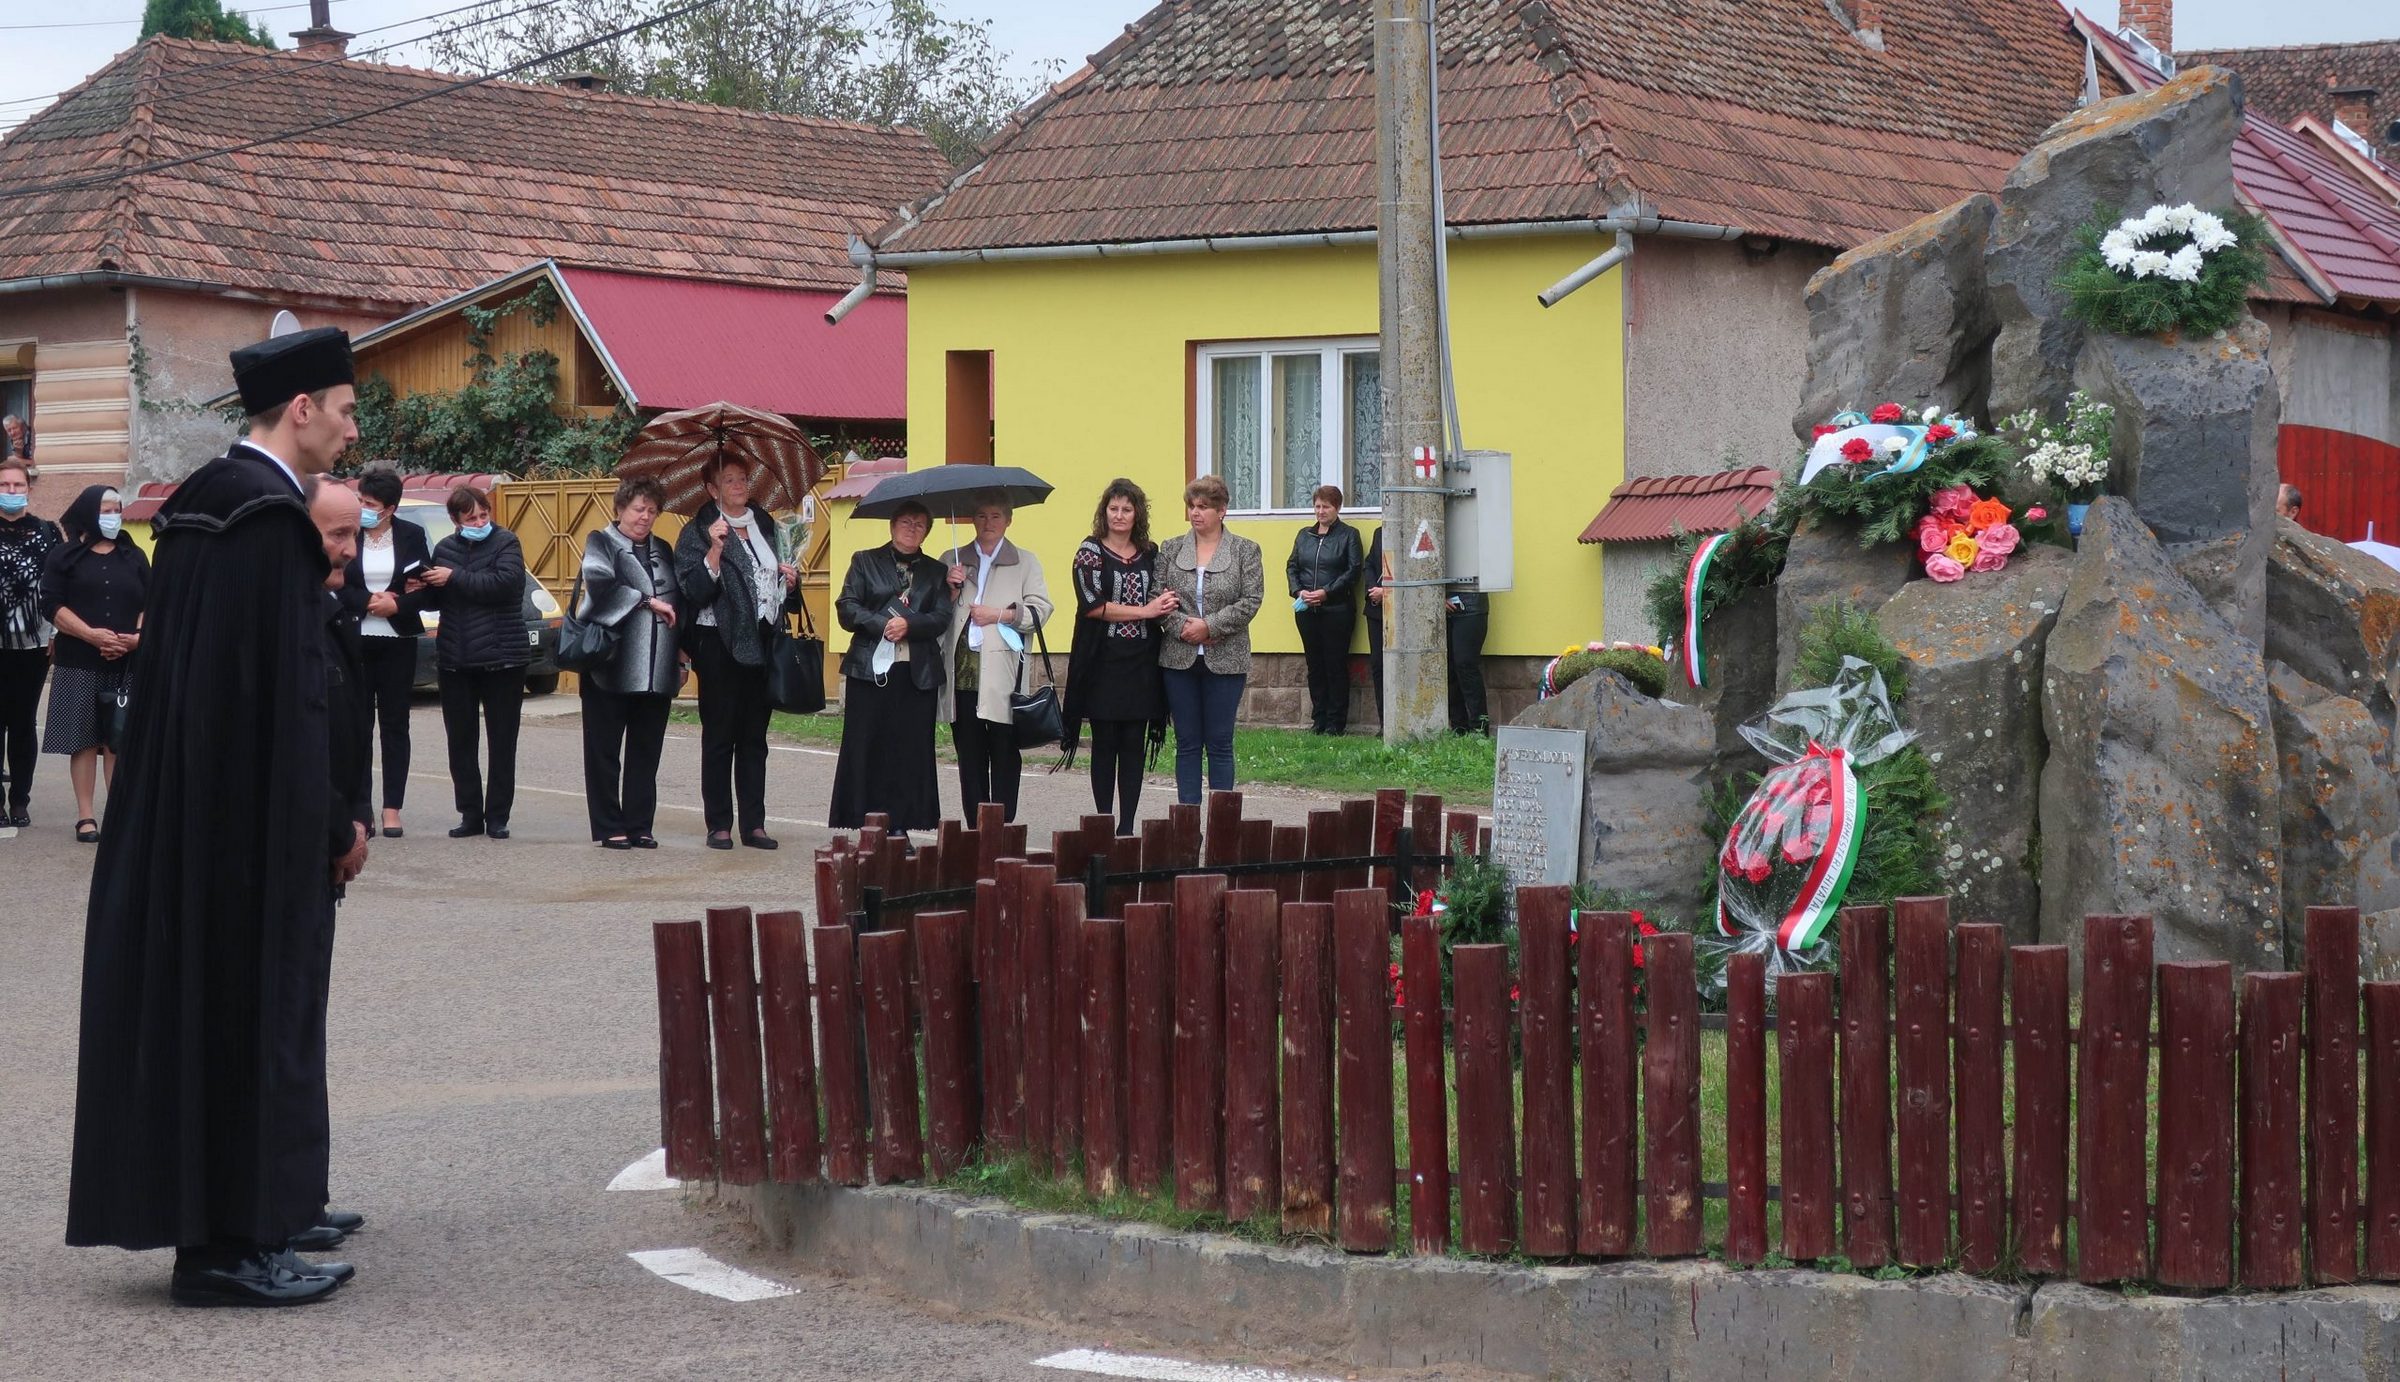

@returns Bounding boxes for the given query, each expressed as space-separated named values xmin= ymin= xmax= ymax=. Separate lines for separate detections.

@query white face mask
xmin=98 ymin=514 xmax=123 ymax=539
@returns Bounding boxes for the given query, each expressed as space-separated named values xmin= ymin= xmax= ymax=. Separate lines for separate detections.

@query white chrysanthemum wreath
xmin=2061 ymin=201 xmax=2266 ymax=338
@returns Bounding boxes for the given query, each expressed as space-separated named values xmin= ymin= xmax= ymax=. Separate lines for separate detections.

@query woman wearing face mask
xmin=39 ymin=485 xmax=146 ymax=842
xmin=341 ymin=467 xmax=432 ymax=838
xmin=0 ymin=459 xmax=58 ymax=828
xmin=828 ymin=500 xmax=953 ymax=832
xmin=937 ymin=492 xmax=1053 ymax=824
xmin=417 ymin=484 xmax=529 ymax=839
xmin=673 ymin=456 xmax=802 ymax=850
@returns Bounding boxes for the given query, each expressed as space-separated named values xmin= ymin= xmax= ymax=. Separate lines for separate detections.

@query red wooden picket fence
xmin=653 ymin=791 xmax=2400 ymax=1291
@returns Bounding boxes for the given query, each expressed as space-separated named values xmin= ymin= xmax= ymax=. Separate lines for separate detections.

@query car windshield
xmin=398 ymin=501 xmax=454 ymax=545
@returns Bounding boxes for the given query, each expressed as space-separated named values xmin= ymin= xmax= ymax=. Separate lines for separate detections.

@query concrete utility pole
xmin=1375 ymin=0 xmax=1450 ymax=745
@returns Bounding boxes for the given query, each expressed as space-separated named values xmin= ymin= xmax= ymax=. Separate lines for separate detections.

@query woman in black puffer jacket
xmin=419 ymin=484 xmax=529 ymax=839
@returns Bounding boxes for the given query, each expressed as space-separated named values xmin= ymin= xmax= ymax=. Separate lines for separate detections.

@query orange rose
xmin=1966 ymin=498 xmax=2011 ymax=531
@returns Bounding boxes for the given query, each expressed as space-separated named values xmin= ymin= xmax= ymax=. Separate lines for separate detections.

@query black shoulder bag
xmin=552 ymin=564 xmax=620 ymax=673
xmin=1009 ymin=617 xmax=1064 ymax=749
xmin=767 ymin=598 xmax=828 ymax=715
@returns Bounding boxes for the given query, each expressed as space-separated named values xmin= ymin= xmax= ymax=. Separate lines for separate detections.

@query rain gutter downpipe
xmin=824 ymin=216 xmax=1747 ymax=325
xmin=1537 ymin=229 xmax=1635 ymax=308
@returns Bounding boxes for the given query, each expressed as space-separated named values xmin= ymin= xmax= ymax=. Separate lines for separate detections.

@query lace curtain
xmin=1275 ymin=354 xmax=1322 ymax=509
xmin=1213 ymin=355 xmax=1261 ymax=511
xmin=1344 ymin=352 xmax=1383 ymax=507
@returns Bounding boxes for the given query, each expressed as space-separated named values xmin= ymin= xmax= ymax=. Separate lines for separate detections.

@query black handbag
xmin=97 ymin=678 xmax=130 ymax=754
xmin=768 ymin=602 xmax=828 ymax=715
xmin=1009 ymin=618 xmax=1064 ymax=749
xmin=552 ymin=566 xmax=620 ymax=674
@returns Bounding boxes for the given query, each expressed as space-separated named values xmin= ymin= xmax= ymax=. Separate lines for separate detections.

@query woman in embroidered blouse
xmin=1063 ymin=478 xmax=1177 ymax=835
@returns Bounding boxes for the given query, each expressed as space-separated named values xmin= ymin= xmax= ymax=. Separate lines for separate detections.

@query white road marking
xmin=662 ymin=731 xmax=837 ymax=758
xmin=405 ymin=773 xmax=825 ymax=829
xmin=627 ymin=1248 xmax=797 ymax=1302
xmin=606 ymin=1148 xmax=681 ymax=1192
xmin=1031 ymin=1350 xmax=1335 ymax=1381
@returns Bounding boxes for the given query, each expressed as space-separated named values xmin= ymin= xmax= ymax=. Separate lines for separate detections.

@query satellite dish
xmin=269 ymin=310 xmax=302 ymax=337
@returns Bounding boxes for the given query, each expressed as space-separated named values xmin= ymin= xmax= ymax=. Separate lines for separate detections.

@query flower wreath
xmin=1913 ymin=485 xmax=2020 ymax=582
xmin=1537 ymin=640 xmax=1666 ymax=699
xmin=2060 ymin=202 xmax=2268 ymax=338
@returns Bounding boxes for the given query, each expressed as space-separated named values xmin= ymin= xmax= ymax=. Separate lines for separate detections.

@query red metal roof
xmin=823 ymin=457 xmax=910 ymax=502
xmin=1578 ymin=467 xmax=1783 ymax=543
xmin=2079 ymin=17 xmax=2400 ymax=307
xmin=557 ymin=267 xmax=908 ymax=423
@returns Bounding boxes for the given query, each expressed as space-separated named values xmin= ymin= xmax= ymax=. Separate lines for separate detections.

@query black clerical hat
xmin=230 ymin=327 xmax=355 ymax=415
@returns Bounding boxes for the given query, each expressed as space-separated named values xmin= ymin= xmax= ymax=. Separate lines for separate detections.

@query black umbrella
xmin=852 ymin=465 xmax=1053 ymax=520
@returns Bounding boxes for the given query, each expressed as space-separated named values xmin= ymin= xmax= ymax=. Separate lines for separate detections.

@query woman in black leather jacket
xmin=419 ymin=484 xmax=529 ymax=839
xmin=828 ymin=500 xmax=954 ymax=831
xmin=1285 ymin=484 xmax=1363 ymax=735
xmin=673 ymin=457 xmax=800 ymax=850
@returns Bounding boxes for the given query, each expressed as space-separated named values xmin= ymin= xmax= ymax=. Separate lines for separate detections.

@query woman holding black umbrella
xmin=829 ymin=500 xmax=953 ymax=831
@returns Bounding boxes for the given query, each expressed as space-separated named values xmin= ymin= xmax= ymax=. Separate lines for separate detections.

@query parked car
xmin=398 ymin=500 xmax=563 ymax=695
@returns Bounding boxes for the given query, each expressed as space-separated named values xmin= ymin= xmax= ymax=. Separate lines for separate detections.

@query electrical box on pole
xmin=1445 ymin=450 xmax=1512 ymax=593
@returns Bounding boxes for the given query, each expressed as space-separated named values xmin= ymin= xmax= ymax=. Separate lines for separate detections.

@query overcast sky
xmin=2 ymin=0 xmax=2392 ymax=135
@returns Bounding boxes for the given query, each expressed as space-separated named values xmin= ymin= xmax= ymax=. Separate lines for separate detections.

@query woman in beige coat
xmin=939 ymin=493 xmax=1055 ymax=822
xmin=1155 ymin=474 xmax=1265 ymax=804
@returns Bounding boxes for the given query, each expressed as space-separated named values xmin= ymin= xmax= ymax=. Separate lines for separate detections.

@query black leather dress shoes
xmin=448 ymin=820 xmax=484 ymax=838
xmin=170 ymin=1249 xmax=344 ymax=1307
xmin=287 ymin=1222 xmax=346 ymax=1252
xmin=320 ymin=1208 xmax=366 ymax=1234
xmin=274 ymin=1249 xmax=355 ymax=1284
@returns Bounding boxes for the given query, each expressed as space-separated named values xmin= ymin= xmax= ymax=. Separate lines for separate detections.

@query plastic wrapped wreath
xmin=1715 ymin=657 xmax=1914 ymax=978
xmin=2060 ymin=202 xmax=2267 ymax=337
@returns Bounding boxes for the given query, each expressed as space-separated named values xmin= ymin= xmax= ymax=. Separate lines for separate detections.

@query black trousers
xmin=690 ymin=623 xmax=771 ymax=834
xmin=582 ymin=687 xmax=671 ymax=840
xmin=438 ymin=666 xmax=523 ymax=827
xmin=357 ymin=635 xmax=416 ymax=811
xmin=953 ymin=709 xmax=1022 ymax=823
xmin=1087 ymin=718 xmax=1149 ymax=835
xmin=1447 ymin=604 xmax=1490 ymax=735
xmin=1295 ymin=604 xmax=1357 ymax=733
xmin=0 ymin=646 xmax=44 ymax=810
xmin=1365 ymin=598 xmax=1385 ymax=730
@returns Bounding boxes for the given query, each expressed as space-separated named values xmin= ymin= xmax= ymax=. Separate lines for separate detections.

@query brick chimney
xmin=290 ymin=0 xmax=352 ymax=57
xmin=1830 ymin=0 xmax=1884 ymax=52
xmin=557 ymin=72 xmax=612 ymax=92
xmin=2121 ymin=0 xmax=2171 ymax=54
xmin=2331 ymin=87 xmax=2379 ymax=137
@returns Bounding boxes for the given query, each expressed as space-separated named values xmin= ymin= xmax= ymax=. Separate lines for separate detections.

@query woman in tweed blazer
xmin=1154 ymin=474 xmax=1264 ymax=804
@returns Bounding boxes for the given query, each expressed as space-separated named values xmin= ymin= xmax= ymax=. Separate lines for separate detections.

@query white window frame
xmin=1193 ymin=336 xmax=1381 ymax=516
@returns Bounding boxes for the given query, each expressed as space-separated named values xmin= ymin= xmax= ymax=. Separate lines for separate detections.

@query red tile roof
xmin=2180 ymin=40 xmax=2400 ymax=165
xmin=556 ymin=268 xmax=907 ymax=422
xmin=122 ymin=470 xmax=501 ymax=522
xmin=0 ymin=37 xmax=952 ymax=311
xmin=1577 ymin=466 xmax=1782 ymax=543
xmin=877 ymin=0 xmax=2104 ymax=255
xmin=2081 ymin=18 xmax=2400 ymax=308
xmin=823 ymin=457 xmax=910 ymax=502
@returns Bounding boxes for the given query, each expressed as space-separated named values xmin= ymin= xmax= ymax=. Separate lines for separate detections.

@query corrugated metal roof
xmin=1578 ymin=467 xmax=1782 ymax=543
xmin=823 ymin=456 xmax=910 ymax=502
xmin=2080 ymin=17 xmax=2400 ymax=308
xmin=556 ymin=268 xmax=907 ymax=422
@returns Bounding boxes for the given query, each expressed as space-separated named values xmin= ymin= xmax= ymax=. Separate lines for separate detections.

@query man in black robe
xmin=66 ymin=328 xmax=365 ymax=1307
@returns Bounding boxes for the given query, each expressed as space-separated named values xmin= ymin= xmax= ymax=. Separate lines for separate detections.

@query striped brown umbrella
xmin=616 ymin=402 xmax=823 ymax=517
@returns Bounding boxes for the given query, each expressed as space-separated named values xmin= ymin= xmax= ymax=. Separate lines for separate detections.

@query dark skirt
xmin=829 ymin=673 xmax=941 ymax=831
xmin=44 ymin=661 xmax=128 ymax=756
xmin=1081 ymin=636 xmax=1166 ymax=722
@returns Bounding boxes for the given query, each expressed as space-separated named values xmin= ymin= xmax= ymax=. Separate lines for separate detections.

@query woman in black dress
xmin=828 ymin=500 xmax=953 ymax=831
xmin=39 ymin=485 xmax=146 ymax=842
xmin=1063 ymin=478 xmax=1177 ymax=835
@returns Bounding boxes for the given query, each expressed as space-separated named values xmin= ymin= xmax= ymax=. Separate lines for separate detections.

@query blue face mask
xmin=460 ymin=523 xmax=494 ymax=543
xmin=98 ymin=514 xmax=123 ymax=539
xmin=0 ymin=494 xmax=26 ymax=515
xmin=359 ymin=507 xmax=382 ymax=530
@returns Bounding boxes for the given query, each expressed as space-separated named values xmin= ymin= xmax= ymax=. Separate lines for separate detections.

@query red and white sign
xmin=1409 ymin=519 xmax=1438 ymax=562
xmin=1412 ymin=445 xmax=1439 ymax=482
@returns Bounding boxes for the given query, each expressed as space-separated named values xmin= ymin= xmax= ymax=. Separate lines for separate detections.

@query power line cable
xmin=0 ymin=0 xmax=572 ymax=116
xmin=0 ymin=0 xmax=722 ymax=199
xmin=0 ymin=7 xmax=313 ymax=30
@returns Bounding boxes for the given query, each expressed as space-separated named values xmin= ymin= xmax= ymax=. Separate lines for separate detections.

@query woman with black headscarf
xmin=40 ymin=485 xmax=146 ymax=842
xmin=0 ymin=458 xmax=58 ymax=829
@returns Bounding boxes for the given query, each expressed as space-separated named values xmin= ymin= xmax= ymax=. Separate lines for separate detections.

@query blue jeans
xmin=1162 ymin=662 xmax=1244 ymax=804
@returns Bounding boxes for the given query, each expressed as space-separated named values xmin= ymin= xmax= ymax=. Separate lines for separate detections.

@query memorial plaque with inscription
xmin=1490 ymin=725 xmax=1586 ymax=895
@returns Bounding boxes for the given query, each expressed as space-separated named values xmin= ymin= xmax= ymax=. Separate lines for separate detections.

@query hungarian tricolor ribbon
xmin=1715 ymin=741 xmax=1865 ymax=952
xmin=1679 ymin=532 xmax=1732 ymax=688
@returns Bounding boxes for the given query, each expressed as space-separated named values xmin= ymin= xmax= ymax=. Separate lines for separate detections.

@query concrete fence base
xmin=714 ymin=1180 xmax=2400 ymax=1380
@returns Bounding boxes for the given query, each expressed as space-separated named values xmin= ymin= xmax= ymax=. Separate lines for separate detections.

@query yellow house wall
xmin=860 ymin=237 xmax=1624 ymax=659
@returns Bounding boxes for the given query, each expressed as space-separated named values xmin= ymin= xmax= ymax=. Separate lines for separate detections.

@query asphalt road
xmin=0 ymin=695 xmax=1363 ymax=1381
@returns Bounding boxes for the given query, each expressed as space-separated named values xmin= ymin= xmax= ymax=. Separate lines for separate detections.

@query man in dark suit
xmin=66 ymin=327 xmax=363 ymax=1307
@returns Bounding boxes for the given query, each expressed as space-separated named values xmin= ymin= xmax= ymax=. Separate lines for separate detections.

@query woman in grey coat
xmin=578 ymin=477 xmax=683 ymax=848
xmin=1155 ymin=474 xmax=1265 ymax=803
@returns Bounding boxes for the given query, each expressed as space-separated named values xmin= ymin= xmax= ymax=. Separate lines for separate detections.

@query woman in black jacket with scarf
xmin=674 ymin=456 xmax=801 ymax=850
xmin=828 ymin=500 xmax=953 ymax=832
xmin=420 ymin=484 xmax=529 ymax=839
xmin=0 ymin=458 xmax=57 ymax=827
xmin=341 ymin=467 xmax=432 ymax=837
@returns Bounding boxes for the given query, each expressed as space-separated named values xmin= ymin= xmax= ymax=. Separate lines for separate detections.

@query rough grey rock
xmin=2366 ymin=909 xmax=2400 ymax=982
xmin=1986 ymin=66 xmax=2245 ymax=422
xmin=2075 ymin=316 xmax=2280 ymax=642
xmin=1793 ymin=194 xmax=1998 ymax=441
xmin=2038 ymin=498 xmax=2281 ymax=971
xmin=1774 ymin=517 xmax=1918 ymax=693
xmin=2266 ymin=517 xmax=2400 ymax=761
xmin=1878 ymin=542 xmax=2073 ymax=943
xmin=1512 ymin=670 xmax=1716 ymax=920
xmin=2268 ymin=664 xmax=2400 ymax=951
xmin=1685 ymin=581 xmax=1778 ymax=791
